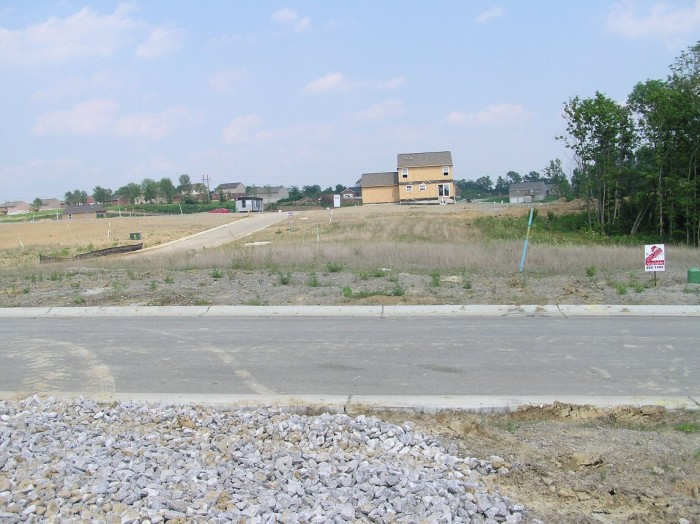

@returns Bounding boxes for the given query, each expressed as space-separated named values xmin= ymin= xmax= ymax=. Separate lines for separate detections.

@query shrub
xmin=326 ymin=261 xmax=344 ymax=273
xmin=430 ymin=271 xmax=441 ymax=287
xmin=307 ymin=272 xmax=319 ymax=287
xmin=278 ymin=272 xmax=292 ymax=285
xmin=586 ymin=266 xmax=597 ymax=278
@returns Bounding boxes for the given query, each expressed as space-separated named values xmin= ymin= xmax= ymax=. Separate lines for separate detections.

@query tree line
xmin=455 ymin=159 xmax=572 ymax=200
xmin=55 ymin=177 xmax=350 ymax=208
xmin=559 ymin=42 xmax=700 ymax=246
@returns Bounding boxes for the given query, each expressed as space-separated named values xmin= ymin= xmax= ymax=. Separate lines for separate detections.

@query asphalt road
xmin=132 ymin=212 xmax=288 ymax=256
xmin=0 ymin=315 xmax=698 ymax=408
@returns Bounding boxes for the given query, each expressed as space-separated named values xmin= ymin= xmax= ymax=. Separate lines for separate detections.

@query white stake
xmin=18 ymin=237 xmax=24 ymax=248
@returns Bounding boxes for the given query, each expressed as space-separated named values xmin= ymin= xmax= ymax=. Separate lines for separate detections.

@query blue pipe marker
xmin=519 ymin=207 xmax=534 ymax=272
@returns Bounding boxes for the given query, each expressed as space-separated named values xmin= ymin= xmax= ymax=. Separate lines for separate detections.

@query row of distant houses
xmin=2 ymin=162 xmax=555 ymax=218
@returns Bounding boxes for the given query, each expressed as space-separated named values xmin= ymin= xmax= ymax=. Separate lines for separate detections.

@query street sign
xmin=644 ymin=244 xmax=665 ymax=272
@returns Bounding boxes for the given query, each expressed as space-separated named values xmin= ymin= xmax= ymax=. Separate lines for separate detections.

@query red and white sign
xmin=644 ymin=244 xmax=665 ymax=272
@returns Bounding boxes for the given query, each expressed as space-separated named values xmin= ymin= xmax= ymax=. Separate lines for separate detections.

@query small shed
xmin=508 ymin=182 xmax=550 ymax=203
xmin=236 ymin=196 xmax=264 ymax=212
xmin=62 ymin=204 xmax=106 ymax=220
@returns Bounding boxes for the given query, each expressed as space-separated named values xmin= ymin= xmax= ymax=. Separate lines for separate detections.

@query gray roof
xmin=509 ymin=182 xmax=546 ymax=191
xmin=360 ymin=172 xmax=399 ymax=187
xmin=63 ymin=204 xmax=106 ymax=214
xmin=218 ymin=182 xmax=245 ymax=190
xmin=397 ymin=151 xmax=452 ymax=168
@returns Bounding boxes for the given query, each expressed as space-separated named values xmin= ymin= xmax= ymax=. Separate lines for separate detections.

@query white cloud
xmin=304 ymin=73 xmax=405 ymax=94
xmin=349 ymin=99 xmax=404 ymax=121
xmin=136 ymin=25 xmax=185 ymax=59
xmin=476 ymin=6 xmax=504 ymax=23
xmin=446 ymin=103 xmax=531 ymax=126
xmin=272 ymin=8 xmax=298 ymax=24
xmin=377 ymin=76 xmax=406 ymax=90
xmin=221 ymin=114 xmax=272 ymax=144
xmin=271 ymin=8 xmax=311 ymax=33
xmin=116 ymin=106 xmax=191 ymax=139
xmin=32 ymin=99 xmax=119 ymax=136
xmin=293 ymin=17 xmax=311 ymax=33
xmin=32 ymin=100 xmax=192 ymax=138
xmin=303 ymin=72 xmax=347 ymax=93
xmin=0 ymin=4 xmax=142 ymax=64
xmin=606 ymin=0 xmax=700 ymax=45
xmin=208 ymin=69 xmax=248 ymax=93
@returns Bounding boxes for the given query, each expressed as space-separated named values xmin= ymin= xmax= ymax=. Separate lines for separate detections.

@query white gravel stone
xmin=0 ymin=396 xmax=529 ymax=523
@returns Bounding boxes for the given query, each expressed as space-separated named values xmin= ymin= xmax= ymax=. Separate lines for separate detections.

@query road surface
xmin=132 ymin=212 xmax=287 ymax=256
xmin=0 ymin=314 xmax=697 ymax=409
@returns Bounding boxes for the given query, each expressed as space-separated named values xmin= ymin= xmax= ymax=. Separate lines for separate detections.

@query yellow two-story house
xmin=361 ymin=151 xmax=454 ymax=204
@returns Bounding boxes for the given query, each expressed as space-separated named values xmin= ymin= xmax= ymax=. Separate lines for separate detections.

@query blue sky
xmin=2 ymin=1 xmax=700 ymax=202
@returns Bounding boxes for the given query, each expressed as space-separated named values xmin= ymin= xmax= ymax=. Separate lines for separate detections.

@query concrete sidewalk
xmin=1 ymin=304 xmax=699 ymax=318
xmin=0 ymin=391 xmax=697 ymax=413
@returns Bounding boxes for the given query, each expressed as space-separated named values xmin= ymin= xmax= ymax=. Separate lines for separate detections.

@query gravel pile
xmin=0 ymin=397 xmax=529 ymax=523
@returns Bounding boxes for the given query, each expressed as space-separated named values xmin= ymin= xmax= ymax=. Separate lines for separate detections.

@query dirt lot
xmin=1 ymin=204 xmax=699 ymax=522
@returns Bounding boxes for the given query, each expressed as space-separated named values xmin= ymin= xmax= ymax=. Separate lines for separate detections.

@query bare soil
xmin=1 ymin=204 xmax=699 ymax=522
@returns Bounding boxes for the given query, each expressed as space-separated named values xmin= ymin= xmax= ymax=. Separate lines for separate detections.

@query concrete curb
xmin=0 ymin=392 xmax=697 ymax=413
xmin=1 ymin=304 xmax=699 ymax=318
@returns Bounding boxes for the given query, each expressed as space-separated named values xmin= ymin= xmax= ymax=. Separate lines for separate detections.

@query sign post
xmin=644 ymin=244 xmax=665 ymax=286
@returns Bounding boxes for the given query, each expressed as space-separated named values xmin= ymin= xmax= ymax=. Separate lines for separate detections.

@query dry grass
xmin=2 ymin=204 xmax=697 ymax=280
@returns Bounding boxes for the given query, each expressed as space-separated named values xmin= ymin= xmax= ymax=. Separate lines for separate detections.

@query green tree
xmin=141 ymin=178 xmax=159 ymax=203
xmin=559 ymin=92 xmax=635 ymax=231
xmin=118 ymin=183 xmax=141 ymax=204
xmin=31 ymin=197 xmax=44 ymax=211
xmin=92 ymin=186 xmax=113 ymax=204
xmin=334 ymin=184 xmax=346 ymax=193
xmin=494 ymin=176 xmax=508 ymax=194
xmin=158 ymin=178 xmax=176 ymax=203
xmin=302 ymin=185 xmax=322 ymax=198
xmin=542 ymin=159 xmax=572 ymax=200
xmin=506 ymin=171 xmax=522 ymax=184
xmin=524 ymin=171 xmax=541 ymax=182
xmin=64 ymin=189 xmax=88 ymax=206
xmin=474 ymin=176 xmax=493 ymax=192
xmin=178 ymin=174 xmax=191 ymax=194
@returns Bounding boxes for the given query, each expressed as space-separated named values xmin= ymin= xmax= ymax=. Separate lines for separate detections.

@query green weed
xmin=307 ymin=272 xmax=319 ymax=287
xmin=586 ymin=265 xmax=597 ymax=278
xmin=674 ymin=422 xmax=700 ymax=434
xmin=430 ymin=271 xmax=441 ymax=287
xmin=211 ymin=268 xmax=223 ymax=279
xmin=164 ymin=275 xmax=174 ymax=284
xmin=326 ymin=261 xmax=344 ymax=273
xmin=342 ymin=286 xmax=353 ymax=298
xmin=278 ymin=272 xmax=292 ymax=285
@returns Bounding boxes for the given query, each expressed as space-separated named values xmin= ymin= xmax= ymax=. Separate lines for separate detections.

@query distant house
xmin=38 ymin=198 xmax=62 ymax=211
xmin=217 ymin=182 xmax=246 ymax=199
xmin=0 ymin=201 xmax=31 ymax=215
xmin=508 ymin=182 xmax=551 ymax=203
xmin=62 ymin=204 xmax=106 ymax=220
xmin=246 ymin=185 xmax=289 ymax=204
xmin=361 ymin=151 xmax=455 ymax=205
xmin=103 ymin=195 xmax=130 ymax=206
xmin=236 ymin=196 xmax=264 ymax=212
xmin=341 ymin=187 xmax=361 ymax=200
xmin=360 ymin=172 xmax=399 ymax=204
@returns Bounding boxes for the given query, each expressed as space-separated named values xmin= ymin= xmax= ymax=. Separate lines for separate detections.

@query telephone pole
xmin=202 ymin=175 xmax=211 ymax=202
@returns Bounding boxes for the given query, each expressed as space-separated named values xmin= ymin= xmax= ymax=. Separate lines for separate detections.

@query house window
xmin=419 ymin=184 xmax=426 ymax=191
xmin=402 ymin=168 xmax=408 ymax=178
xmin=443 ymin=166 xmax=450 ymax=176
xmin=405 ymin=185 xmax=413 ymax=192
xmin=438 ymin=184 xmax=451 ymax=197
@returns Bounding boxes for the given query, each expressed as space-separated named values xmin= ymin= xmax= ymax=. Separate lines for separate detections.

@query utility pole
xmin=202 ymin=175 xmax=211 ymax=202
